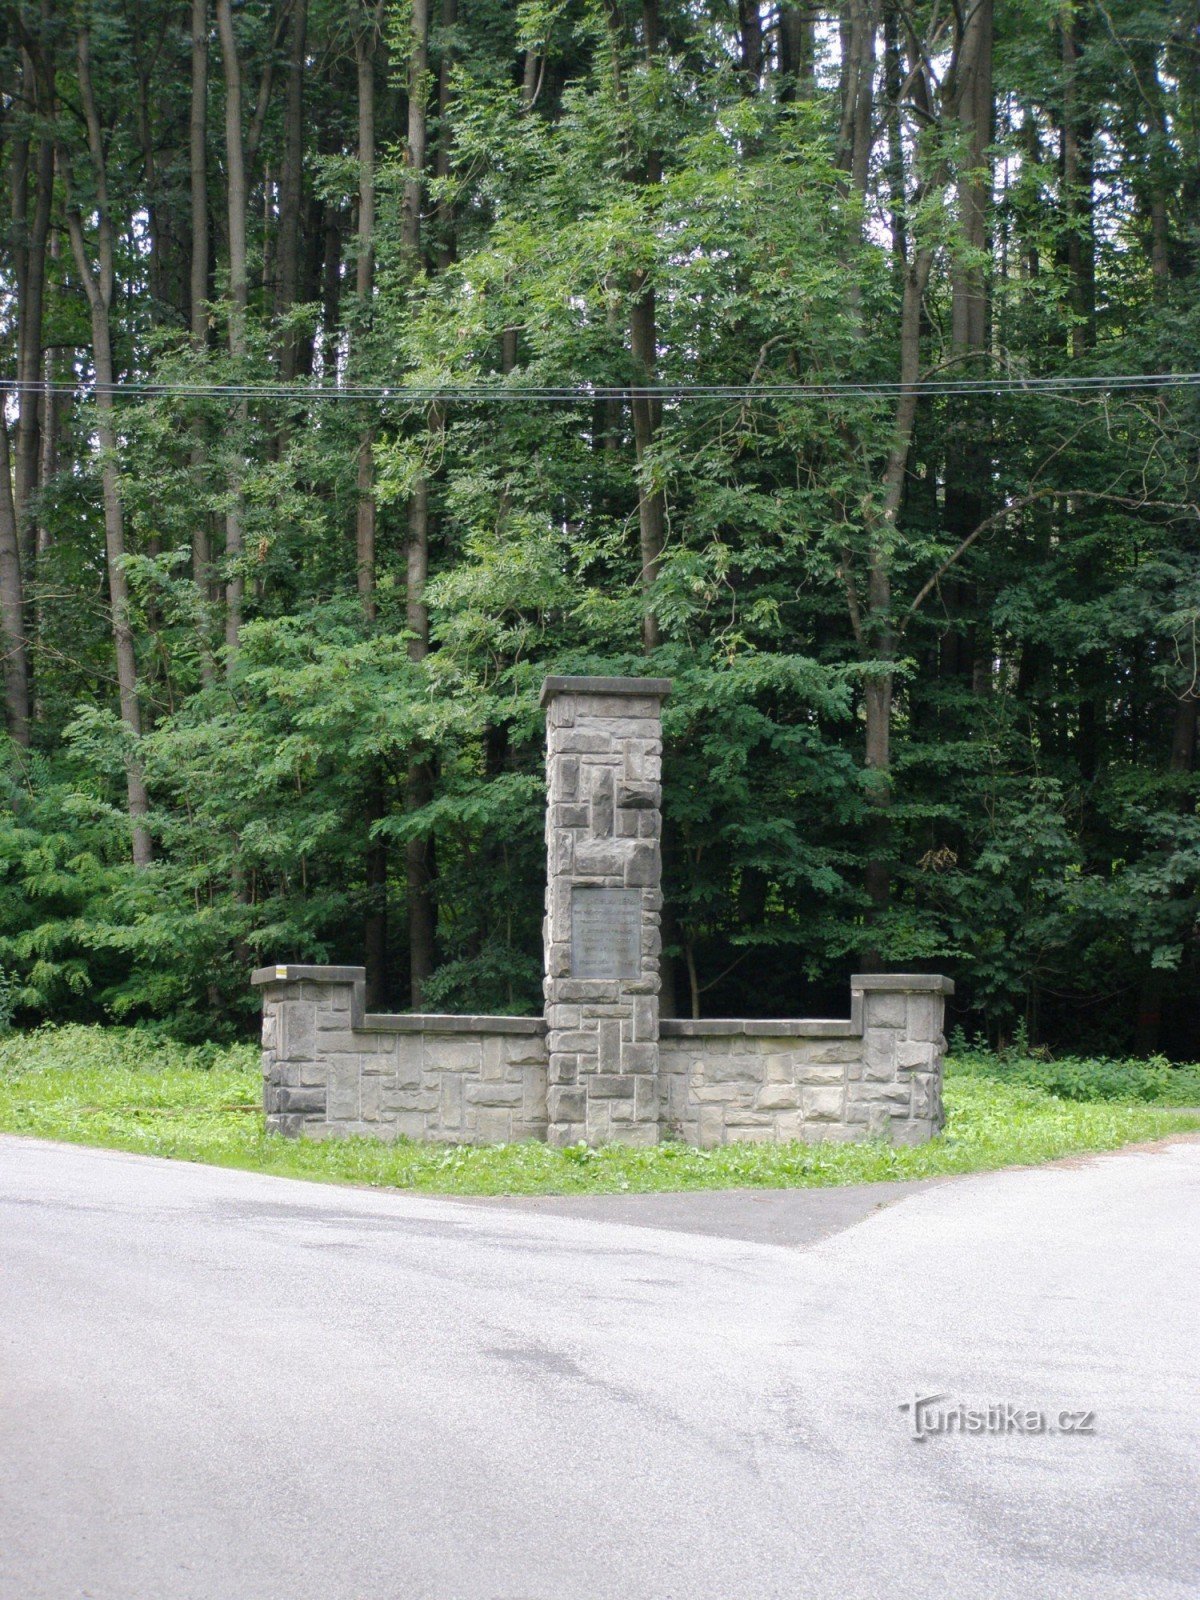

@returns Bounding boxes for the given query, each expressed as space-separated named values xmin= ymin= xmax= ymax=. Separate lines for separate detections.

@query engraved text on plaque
xmin=570 ymin=887 xmax=642 ymax=979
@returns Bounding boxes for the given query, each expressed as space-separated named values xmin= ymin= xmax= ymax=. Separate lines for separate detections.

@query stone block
xmin=553 ymin=1030 xmax=601 ymax=1055
xmin=905 ymin=994 xmax=940 ymax=1041
xmin=512 ymin=1120 xmax=548 ymax=1143
xmin=594 ymin=714 xmax=661 ymax=739
xmin=634 ymin=1076 xmax=658 ymax=1120
xmin=624 ymin=844 xmax=659 ymax=887
xmin=476 ymin=1109 xmax=513 ymax=1143
xmin=910 ymin=1073 xmax=938 ymax=1120
xmin=277 ymin=1086 xmax=326 ymax=1115
xmin=360 ymin=1075 xmax=382 ymax=1121
xmin=796 ymin=1062 xmax=847 ymax=1086
xmin=391 ymin=1111 xmax=430 ymax=1140
xmin=896 ymin=1040 xmax=935 ymax=1071
xmin=696 ymin=1105 xmax=726 ymax=1147
xmin=756 ymin=1084 xmax=800 ymax=1111
xmin=597 ymin=1019 xmax=621 ymax=1070
xmin=466 ymin=1082 xmax=524 ymax=1107
xmin=590 ymin=776 xmax=615 ymax=838
xmin=424 ymin=1038 xmax=483 ymax=1075
xmin=573 ymin=843 xmax=624 ymax=877
xmin=440 ymin=1073 xmax=464 ymax=1130
xmin=505 ymin=1041 xmax=549 ymax=1068
xmin=632 ymin=996 xmax=656 ymax=1042
xmin=864 ymin=993 xmax=906 ymax=1029
xmin=706 ymin=1054 xmax=764 ymax=1084
xmin=481 ymin=1035 xmax=507 ymax=1081
xmin=590 ymin=1073 xmax=636 ymax=1099
xmin=801 ymin=1086 xmax=845 ymax=1121
xmin=554 ymin=979 xmax=620 ymax=1003
xmin=548 ymin=1055 xmax=577 ymax=1085
xmin=554 ymin=803 xmax=589 ymax=829
xmin=555 ymin=756 xmax=579 ymax=799
xmin=689 ymin=1083 xmax=745 ymax=1104
xmin=726 ymin=1126 xmax=775 ymax=1144
xmin=392 ymin=1049 xmax=423 ymax=1090
xmin=278 ymin=1003 xmax=315 ymax=1063
xmin=551 ymin=728 xmax=613 ymax=755
xmin=326 ymin=1072 xmax=360 ymax=1122
xmin=616 ymin=780 xmax=660 ymax=810
xmin=796 ymin=1041 xmax=862 ymax=1063
xmin=620 ymin=1042 xmax=658 ymax=1074
xmin=523 ymin=1066 xmax=548 ymax=1123
xmin=616 ymin=1121 xmax=659 ymax=1147
xmin=585 ymin=1102 xmax=612 ymax=1145
xmin=548 ymin=1086 xmax=585 ymax=1124
xmin=862 ymin=1034 xmax=897 ymax=1080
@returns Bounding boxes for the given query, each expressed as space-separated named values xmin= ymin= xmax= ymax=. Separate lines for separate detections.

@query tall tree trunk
xmin=403 ymin=0 xmax=438 ymax=1006
xmin=778 ymin=3 xmax=815 ymax=98
xmin=402 ymin=0 xmax=429 ymax=262
xmin=882 ymin=2 xmax=905 ymax=268
xmin=0 ymin=419 xmax=31 ymax=746
xmin=354 ymin=5 xmax=381 ymax=620
xmin=215 ymin=0 xmax=248 ymax=669
xmin=941 ymin=0 xmax=994 ymax=696
xmin=1061 ymin=4 xmax=1096 ymax=359
xmin=858 ymin=241 xmax=936 ymax=954
xmin=434 ymin=0 xmax=457 ymax=270
xmin=352 ymin=3 xmax=389 ymax=1007
xmin=14 ymin=107 xmax=52 ymax=567
xmin=189 ymin=0 xmax=210 ymax=347
xmin=276 ymin=0 xmax=307 ymax=379
xmin=406 ymin=467 xmax=437 ymax=1006
xmin=607 ymin=0 xmax=666 ymax=653
xmin=836 ymin=0 xmax=877 ymax=198
xmin=630 ymin=280 xmax=664 ymax=652
xmin=62 ymin=23 xmax=151 ymax=866
xmin=189 ymin=0 xmax=215 ymax=689
xmin=738 ymin=0 xmax=762 ymax=80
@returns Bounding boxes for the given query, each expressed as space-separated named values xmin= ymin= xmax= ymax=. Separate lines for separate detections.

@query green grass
xmin=0 ymin=1023 xmax=1197 ymax=1197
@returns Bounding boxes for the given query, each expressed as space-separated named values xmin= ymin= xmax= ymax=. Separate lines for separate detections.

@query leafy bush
xmin=947 ymin=1050 xmax=1200 ymax=1107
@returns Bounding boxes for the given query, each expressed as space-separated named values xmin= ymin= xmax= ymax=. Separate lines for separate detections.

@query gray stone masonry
xmin=253 ymin=966 xmax=547 ymax=1143
xmin=253 ymin=964 xmax=951 ymax=1148
xmin=658 ymin=976 xmax=951 ymax=1147
xmin=540 ymin=676 xmax=673 ymax=1147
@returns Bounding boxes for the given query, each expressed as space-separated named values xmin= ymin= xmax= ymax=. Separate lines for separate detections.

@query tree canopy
xmin=1 ymin=0 xmax=1197 ymax=1054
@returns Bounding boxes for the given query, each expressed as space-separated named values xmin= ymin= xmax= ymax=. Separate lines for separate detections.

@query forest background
xmin=0 ymin=0 xmax=1197 ymax=1056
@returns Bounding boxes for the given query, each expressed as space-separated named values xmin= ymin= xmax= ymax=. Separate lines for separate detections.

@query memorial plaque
xmin=571 ymin=887 xmax=642 ymax=979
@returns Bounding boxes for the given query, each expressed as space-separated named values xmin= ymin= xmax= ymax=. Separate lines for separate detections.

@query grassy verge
xmin=1 ymin=1024 xmax=1197 ymax=1198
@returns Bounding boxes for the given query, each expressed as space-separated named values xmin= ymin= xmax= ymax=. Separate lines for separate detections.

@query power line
xmin=1 ymin=372 xmax=1197 ymax=404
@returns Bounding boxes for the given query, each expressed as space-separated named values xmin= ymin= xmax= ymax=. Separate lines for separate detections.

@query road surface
xmin=1 ymin=1133 xmax=1198 ymax=1600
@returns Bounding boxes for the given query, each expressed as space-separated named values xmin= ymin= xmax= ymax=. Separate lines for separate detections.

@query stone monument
xmin=253 ymin=673 xmax=953 ymax=1147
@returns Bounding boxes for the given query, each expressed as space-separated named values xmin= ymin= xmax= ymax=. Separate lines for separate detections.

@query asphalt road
xmin=1 ymin=1134 xmax=1198 ymax=1600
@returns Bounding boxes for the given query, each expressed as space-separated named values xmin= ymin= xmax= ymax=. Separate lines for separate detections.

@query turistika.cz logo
xmin=898 ymin=1393 xmax=1096 ymax=1442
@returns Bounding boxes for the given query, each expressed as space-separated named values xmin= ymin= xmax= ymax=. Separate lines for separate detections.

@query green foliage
xmin=949 ymin=1046 xmax=1200 ymax=1107
xmin=2 ymin=0 xmax=1198 ymax=1054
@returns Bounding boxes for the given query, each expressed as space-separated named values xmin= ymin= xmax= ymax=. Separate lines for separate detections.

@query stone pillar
xmin=541 ymin=675 xmax=671 ymax=1146
xmin=850 ymin=974 xmax=953 ymax=1144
